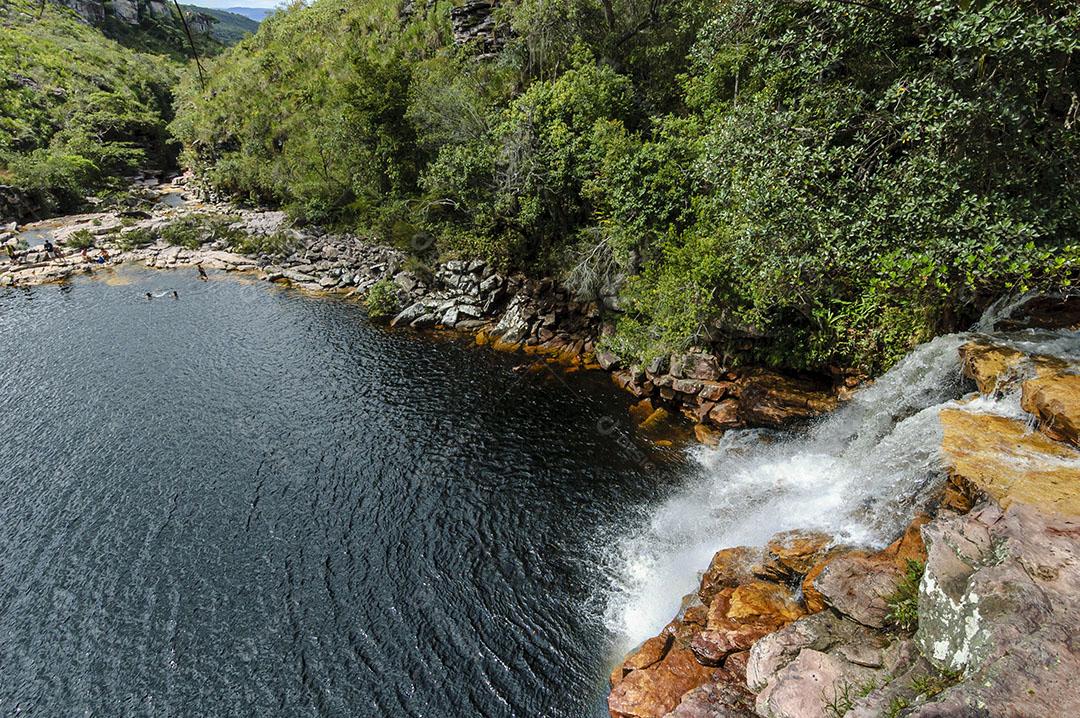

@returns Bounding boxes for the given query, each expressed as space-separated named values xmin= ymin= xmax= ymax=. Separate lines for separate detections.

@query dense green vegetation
xmin=0 ymin=0 xmax=178 ymax=215
xmin=173 ymin=0 xmax=1080 ymax=372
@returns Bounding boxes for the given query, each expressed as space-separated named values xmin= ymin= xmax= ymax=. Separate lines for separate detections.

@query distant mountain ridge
xmin=180 ymin=5 xmax=260 ymax=44
xmin=225 ymin=6 xmax=274 ymax=22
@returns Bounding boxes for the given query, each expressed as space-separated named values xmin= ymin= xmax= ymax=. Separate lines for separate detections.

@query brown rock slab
xmin=690 ymin=624 xmax=772 ymax=666
xmin=940 ymin=408 xmax=1080 ymax=516
xmin=707 ymin=399 xmax=741 ymax=429
xmin=737 ymin=373 xmax=837 ymax=428
xmin=664 ymin=677 xmax=756 ymax=717
xmin=608 ymin=646 xmax=715 ymax=718
xmin=1021 ymin=370 xmax=1080 ymax=447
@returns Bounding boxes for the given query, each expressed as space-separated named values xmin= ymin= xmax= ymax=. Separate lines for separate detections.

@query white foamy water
xmin=605 ymin=312 xmax=1080 ymax=648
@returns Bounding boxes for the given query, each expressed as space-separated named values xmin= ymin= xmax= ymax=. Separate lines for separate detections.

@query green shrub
xmin=364 ymin=279 xmax=401 ymax=318
xmin=172 ymin=0 xmax=1080 ymax=373
xmin=886 ymin=559 xmax=925 ymax=633
xmin=114 ymin=227 xmax=155 ymax=251
xmin=229 ymin=230 xmax=297 ymax=257
xmin=66 ymin=229 xmax=97 ymax=250
xmin=160 ymin=213 xmax=242 ymax=249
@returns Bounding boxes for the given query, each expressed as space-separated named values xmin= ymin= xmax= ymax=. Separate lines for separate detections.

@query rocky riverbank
xmin=1 ymin=178 xmax=846 ymax=441
xmin=5 ymin=181 xmax=1079 ymax=717
xmin=608 ymin=319 xmax=1080 ymax=718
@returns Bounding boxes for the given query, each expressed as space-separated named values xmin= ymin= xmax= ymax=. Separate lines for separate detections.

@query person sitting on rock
xmin=43 ymin=239 xmax=56 ymax=256
xmin=81 ymin=248 xmax=90 ymax=263
xmin=96 ymin=248 xmax=110 ymax=264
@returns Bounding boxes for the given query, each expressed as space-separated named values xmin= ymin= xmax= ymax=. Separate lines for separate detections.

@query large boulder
xmin=812 ymin=552 xmax=902 ymax=628
xmin=913 ymin=502 xmax=1080 ymax=715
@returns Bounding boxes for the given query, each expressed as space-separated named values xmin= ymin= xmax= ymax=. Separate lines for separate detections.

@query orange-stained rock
xmin=800 ymin=559 xmax=831 ymax=614
xmin=1021 ymin=371 xmax=1080 ymax=447
xmin=959 ymin=341 xmax=1028 ymax=394
xmin=940 ymin=408 xmax=1080 ymax=516
xmin=757 ymin=530 xmax=832 ymax=581
xmin=474 ymin=329 xmax=490 ymax=346
xmin=726 ymin=581 xmax=805 ymax=625
xmin=639 ymin=407 xmax=673 ymax=433
xmin=608 ymin=646 xmax=715 ymax=718
xmin=699 ymin=547 xmax=763 ymax=603
xmin=490 ymin=336 xmax=522 ymax=353
xmin=876 ymin=513 xmax=930 ymax=569
xmin=611 ymin=632 xmax=674 ymax=687
xmin=959 ymin=340 xmax=1067 ymax=395
xmin=629 ymin=398 xmax=656 ymax=426
xmin=694 ymin=423 xmax=722 ymax=446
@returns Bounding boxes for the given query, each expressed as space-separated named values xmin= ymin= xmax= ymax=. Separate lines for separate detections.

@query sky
xmin=191 ymin=0 xmax=283 ymax=8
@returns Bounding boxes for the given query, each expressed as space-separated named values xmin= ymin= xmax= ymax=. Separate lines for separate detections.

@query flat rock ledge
xmin=608 ymin=334 xmax=1080 ymax=718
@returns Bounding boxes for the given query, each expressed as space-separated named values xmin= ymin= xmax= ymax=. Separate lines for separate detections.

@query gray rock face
xmin=449 ymin=0 xmax=509 ymax=56
xmin=910 ymin=502 xmax=1080 ymax=716
xmin=55 ymin=0 xmax=106 ymax=24
xmin=112 ymin=0 xmax=140 ymax=23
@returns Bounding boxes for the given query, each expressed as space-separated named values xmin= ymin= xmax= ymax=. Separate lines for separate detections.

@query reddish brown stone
xmin=608 ymin=646 xmax=715 ymax=718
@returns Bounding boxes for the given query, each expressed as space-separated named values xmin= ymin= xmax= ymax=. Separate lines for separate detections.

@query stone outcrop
xmin=912 ymin=502 xmax=1080 ymax=715
xmin=449 ymin=0 xmax=509 ymax=57
xmin=1021 ymin=370 xmax=1080 ymax=446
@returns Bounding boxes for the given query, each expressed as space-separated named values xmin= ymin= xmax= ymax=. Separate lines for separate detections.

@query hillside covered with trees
xmin=0 ymin=0 xmax=178 ymax=214
xmin=167 ymin=0 xmax=1079 ymax=371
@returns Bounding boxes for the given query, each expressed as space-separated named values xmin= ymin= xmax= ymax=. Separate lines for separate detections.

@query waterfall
xmin=603 ymin=313 xmax=1079 ymax=648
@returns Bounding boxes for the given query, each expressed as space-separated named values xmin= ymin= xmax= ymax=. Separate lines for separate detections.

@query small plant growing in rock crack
xmin=886 ymin=559 xmax=925 ymax=632
xmin=364 ymin=279 xmax=401 ymax=319
xmin=823 ymin=678 xmax=878 ymax=718
xmin=881 ymin=668 xmax=963 ymax=718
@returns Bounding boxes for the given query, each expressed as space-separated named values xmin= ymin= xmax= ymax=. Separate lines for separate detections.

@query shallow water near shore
xmin=0 ymin=266 xmax=689 ymax=716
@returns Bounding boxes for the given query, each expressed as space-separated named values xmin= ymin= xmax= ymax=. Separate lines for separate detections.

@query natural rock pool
xmin=0 ymin=266 xmax=688 ymax=716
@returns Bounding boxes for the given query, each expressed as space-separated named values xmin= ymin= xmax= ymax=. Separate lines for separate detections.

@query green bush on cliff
xmin=0 ymin=0 xmax=178 ymax=216
xmin=172 ymin=0 xmax=1080 ymax=372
